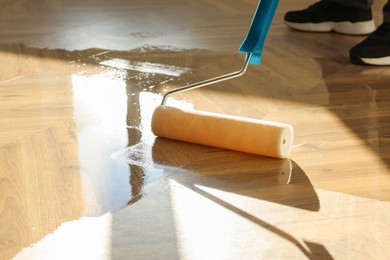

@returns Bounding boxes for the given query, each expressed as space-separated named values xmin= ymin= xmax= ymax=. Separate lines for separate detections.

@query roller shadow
xmin=150 ymin=138 xmax=333 ymax=259
xmin=190 ymin=185 xmax=333 ymax=259
xmin=152 ymin=137 xmax=320 ymax=212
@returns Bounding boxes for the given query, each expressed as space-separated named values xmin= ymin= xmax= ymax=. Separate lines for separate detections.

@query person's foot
xmin=284 ymin=0 xmax=375 ymax=35
xmin=350 ymin=23 xmax=390 ymax=65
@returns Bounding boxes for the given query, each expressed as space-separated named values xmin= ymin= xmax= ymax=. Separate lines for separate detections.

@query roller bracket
xmin=160 ymin=53 xmax=252 ymax=106
xmin=160 ymin=0 xmax=279 ymax=105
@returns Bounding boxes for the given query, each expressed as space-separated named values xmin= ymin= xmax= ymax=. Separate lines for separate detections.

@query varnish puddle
xmin=100 ymin=58 xmax=190 ymax=77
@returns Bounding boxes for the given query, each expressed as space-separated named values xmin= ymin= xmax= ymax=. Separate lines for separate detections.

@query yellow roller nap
xmin=151 ymin=106 xmax=293 ymax=159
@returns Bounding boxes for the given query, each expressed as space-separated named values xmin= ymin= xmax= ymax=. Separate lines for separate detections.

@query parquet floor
xmin=1 ymin=0 xmax=390 ymax=259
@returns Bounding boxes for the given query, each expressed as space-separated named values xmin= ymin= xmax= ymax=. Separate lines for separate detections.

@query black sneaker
xmin=350 ymin=23 xmax=390 ymax=65
xmin=284 ymin=0 xmax=375 ymax=35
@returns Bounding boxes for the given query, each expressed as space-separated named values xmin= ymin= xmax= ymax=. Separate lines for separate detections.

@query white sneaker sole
xmin=285 ymin=20 xmax=376 ymax=35
xmin=361 ymin=56 xmax=390 ymax=65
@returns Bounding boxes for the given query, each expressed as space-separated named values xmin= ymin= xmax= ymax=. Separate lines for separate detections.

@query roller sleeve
xmin=151 ymin=105 xmax=293 ymax=159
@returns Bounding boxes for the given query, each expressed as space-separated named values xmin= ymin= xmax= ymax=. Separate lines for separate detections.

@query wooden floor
xmin=1 ymin=0 xmax=390 ymax=259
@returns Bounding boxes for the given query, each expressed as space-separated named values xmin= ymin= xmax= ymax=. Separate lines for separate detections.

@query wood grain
xmin=1 ymin=0 xmax=389 ymax=259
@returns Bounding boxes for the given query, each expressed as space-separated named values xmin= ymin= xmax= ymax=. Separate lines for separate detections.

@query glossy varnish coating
xmin=1 ymin=0 xmax=390 ymax=259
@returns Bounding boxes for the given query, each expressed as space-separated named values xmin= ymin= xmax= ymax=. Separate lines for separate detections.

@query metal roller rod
xmin=160 ymin=53 xmax=253 ymax=106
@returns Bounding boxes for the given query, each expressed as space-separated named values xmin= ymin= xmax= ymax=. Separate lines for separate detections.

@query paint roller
xmin=151 ymin=0 xmax=293 ymax=159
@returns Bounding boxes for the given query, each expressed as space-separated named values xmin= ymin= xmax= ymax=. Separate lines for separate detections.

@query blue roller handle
xmin=239 ymin=0 xmax=279 ymax=64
